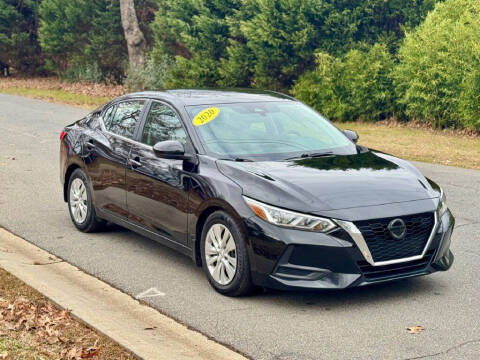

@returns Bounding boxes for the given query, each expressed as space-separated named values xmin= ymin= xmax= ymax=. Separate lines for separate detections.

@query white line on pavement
xmin=136 ymin=287 xmax=166 ymax=299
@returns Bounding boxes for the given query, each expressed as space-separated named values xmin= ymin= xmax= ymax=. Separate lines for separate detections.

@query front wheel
xmin=67 ymin=168 xmax=105 ymax=232
xmin=200 ymin=211 xmax=254 ymax=296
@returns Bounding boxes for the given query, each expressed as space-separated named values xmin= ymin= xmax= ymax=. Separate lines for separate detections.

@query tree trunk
xmin=120 ymin=0 xmax=146 ymax=68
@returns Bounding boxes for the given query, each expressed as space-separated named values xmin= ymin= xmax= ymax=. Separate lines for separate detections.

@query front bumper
xmin=245 ymin=209 xmax=454 ymax=290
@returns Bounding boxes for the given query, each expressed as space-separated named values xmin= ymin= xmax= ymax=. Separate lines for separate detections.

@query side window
xmin=141 ymin=102 xmax=187 ymax=146
xmin=102 ymin=105 xmax=116 ymax=129
xmin=105 ymin=100 xmax=145 ymax=139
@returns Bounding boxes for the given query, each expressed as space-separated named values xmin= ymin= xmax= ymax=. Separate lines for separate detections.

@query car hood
xmin=216 ymin=151 xmax=439 ymax=213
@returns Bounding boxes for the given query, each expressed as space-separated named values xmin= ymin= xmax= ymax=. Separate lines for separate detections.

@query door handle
xmin=128 ymin=157 xmax=142 ymax=168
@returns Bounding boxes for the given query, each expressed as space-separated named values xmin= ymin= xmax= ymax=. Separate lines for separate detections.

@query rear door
xmin=86 ymin=99 xmax=146 ymax=219
xmin=125 ymin=100 xmax=191 ymax=246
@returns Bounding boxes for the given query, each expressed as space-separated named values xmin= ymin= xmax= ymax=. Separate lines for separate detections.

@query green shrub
xmin=124 ymin=54 xmax=173 ymax=91
xmin=458 ymin=69 xmax=480 ymax=130
xmin=394 ymin=0 xmax=480 ymax=129
xmin=62 ymin=61 xmax=104 ymax=84
xmin=293 ymin=44 xmax=395 ymax=122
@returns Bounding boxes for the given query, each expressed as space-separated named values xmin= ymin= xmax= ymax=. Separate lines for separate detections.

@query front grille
xmin=358 ymin=249 xmax=435 ymax=280
xmin=354 ymin=212 xmax=435 ymax=262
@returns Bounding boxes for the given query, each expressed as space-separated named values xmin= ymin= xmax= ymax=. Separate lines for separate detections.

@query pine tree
xmin=0 ymin=0 xmax=44 ymax=75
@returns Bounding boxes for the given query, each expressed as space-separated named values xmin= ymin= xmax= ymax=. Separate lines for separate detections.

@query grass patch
xmin=0 ymin=337 xmax=46 ymax=360
xmin=1 ymin=87 xmax=110 ymax=109
xmin=336 ymin=122 xmax=480 ymax=170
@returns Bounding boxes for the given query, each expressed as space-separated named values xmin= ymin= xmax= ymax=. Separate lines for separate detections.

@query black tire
xmin=200 ymin=210 xmax=254 ymax=296
xmin=67 ymin=168 xmax=105 ymax=232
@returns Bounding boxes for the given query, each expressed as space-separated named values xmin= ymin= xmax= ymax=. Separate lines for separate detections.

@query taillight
xmin=60 ymin=131 xmax=67 ymax=141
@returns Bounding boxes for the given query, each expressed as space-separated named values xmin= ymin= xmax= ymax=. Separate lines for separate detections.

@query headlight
xmin=437 ymin=188 xmax=448 ymax=216
xmin=243 ymin=196 xmax=337 ymax=232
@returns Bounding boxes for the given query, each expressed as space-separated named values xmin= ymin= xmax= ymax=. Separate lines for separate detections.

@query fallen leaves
xmin=406 ymin=325 xmax=425 ymax=334
xmin=376 ymin=118 xmax=480 ymax=138
xmin=61 ymin=347 xmax=83 ymax=360
xmin=81 ymin=346 xmax=100 ymax=359
xmin=60 ymin=343 xmax=100 ymax=360
xmin=0 ymin=268 xmax=134 ymax=360
xmin=1 ymin=298 xmax=66 ymax=336
xmin=0 ymin=297 xmax=101 ymax=359
xmin=0 ymin=77 xmax=124 ymax=98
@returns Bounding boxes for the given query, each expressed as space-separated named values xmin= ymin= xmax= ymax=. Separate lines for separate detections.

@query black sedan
xmin=60 ymin=90 xmax=454 ymax=296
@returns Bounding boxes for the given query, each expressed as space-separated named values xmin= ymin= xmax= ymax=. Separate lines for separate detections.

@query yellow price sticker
xmin=193 ymin=107 xmax=220 ymax=126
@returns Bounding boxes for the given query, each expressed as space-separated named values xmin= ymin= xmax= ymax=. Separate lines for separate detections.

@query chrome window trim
xmin=335 ymin=211 xmax=439 ymax=267
xmin=99 ymin=99 xmax=192 ymax=152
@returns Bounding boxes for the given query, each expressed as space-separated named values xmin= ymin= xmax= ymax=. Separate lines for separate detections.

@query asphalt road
xmin=1 ymin=94 xmax=479 ymax=360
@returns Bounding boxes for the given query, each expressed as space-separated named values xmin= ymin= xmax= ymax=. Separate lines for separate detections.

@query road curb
xmin=0 ymin=227 xmax=247 ymax=360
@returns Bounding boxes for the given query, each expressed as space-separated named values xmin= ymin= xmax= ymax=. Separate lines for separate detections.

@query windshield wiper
xmin=284 ymin=151 xmax=334 ymax=161
xmin=219 ymin=157 xmax=254 ymax=162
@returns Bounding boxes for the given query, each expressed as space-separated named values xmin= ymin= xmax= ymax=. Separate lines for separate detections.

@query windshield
xmin=187 ymin=101 xmax=357 ymax=161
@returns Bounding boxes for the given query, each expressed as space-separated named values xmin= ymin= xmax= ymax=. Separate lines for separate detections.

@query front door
xmin=126 ymin=101 xmax=191 ymax=246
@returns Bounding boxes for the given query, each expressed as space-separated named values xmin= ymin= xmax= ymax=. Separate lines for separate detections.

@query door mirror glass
xmin=153 ymin=140 xmax=187 ymax=159
xmin=342 ymin=129 xmax=359 ymax=144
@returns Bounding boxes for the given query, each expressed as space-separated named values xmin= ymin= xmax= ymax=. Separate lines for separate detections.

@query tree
xmin=150 ymin=0 xmax=438 ymax=90
xmin=353 ymin=0 xmax=439 ymax=52
xmin=394 ymin=0 xmax=480 ymax=129
xmin=39 ymin=0 xmax=127 ymax=83
xmin=229 ymin=0 xmax=336 ymax=90
xmin=225 ymin=0 xmax=439 ymax=90
xmin=150 ymin=0 xmax=241 ymax=88
xmin=120 ymin=0 xmax=146 ymax=68
xmin=0 ymin=0 xmax=44 ymax=75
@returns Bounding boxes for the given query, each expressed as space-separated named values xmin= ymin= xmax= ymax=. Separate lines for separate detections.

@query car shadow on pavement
xmin=251 ymin=276 xmax=441 ymax=310
xmin=93 ymin=225 xmax=443 ymax=311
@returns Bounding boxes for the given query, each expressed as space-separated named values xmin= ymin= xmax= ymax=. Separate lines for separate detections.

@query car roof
xmin=119 ymin=89 xmax=296 ymax=107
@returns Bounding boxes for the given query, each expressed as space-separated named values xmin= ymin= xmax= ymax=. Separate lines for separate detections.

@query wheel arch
xmin=63 ymin=164 xmax=82 ymax=202
xmin=193 ymin=199 xmax=247 ymax=267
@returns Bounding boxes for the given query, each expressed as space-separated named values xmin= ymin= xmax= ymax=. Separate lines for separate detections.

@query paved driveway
xmin=1 ymin=94 xmax=479 ymax=360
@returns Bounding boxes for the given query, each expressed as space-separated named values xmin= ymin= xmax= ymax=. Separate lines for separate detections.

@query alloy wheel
xmin=205 ymin=224 xmax=237 ymax=285
xmin=70 ymin=178 xmax=88 ymax=224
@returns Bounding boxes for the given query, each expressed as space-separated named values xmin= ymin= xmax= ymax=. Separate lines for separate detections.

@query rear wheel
xmin=200 ymin=211 xmax=254 ymax=296
xmin=67 ymin=168 xmax=104 ymax=232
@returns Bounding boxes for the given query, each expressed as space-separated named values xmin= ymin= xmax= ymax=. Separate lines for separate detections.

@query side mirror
xmin=342 ymin=129 xmax=359 ymax=144
xmin=153 ymin=140 xmax=189 ymax=160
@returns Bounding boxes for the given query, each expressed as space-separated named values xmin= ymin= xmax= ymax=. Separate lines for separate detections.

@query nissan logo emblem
xmin=388 ymin=218 xmax=407 ymax=240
